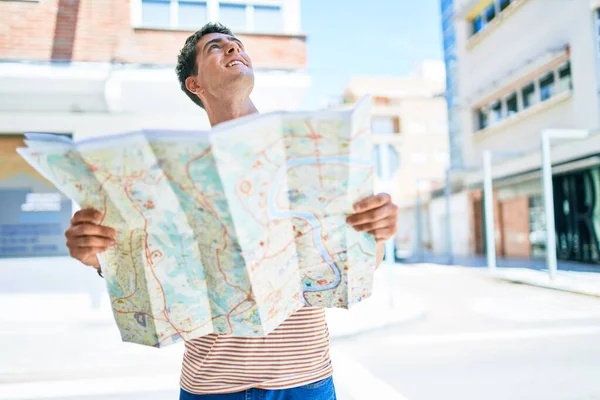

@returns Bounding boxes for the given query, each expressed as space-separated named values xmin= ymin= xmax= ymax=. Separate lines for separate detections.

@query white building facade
xmin=435 ymin=0 xmax=600 ymax=264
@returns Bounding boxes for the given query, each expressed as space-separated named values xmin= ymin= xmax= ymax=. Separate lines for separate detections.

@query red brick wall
xmin=0 ymin=0 xmax=59 ymax=60
xmin=470 ymin=189 xmax=504 ymax=256
xmin=0 ymin=0 xmax=307 ymax=68
xmin=499 ymin=197 xmax=531 ymax=258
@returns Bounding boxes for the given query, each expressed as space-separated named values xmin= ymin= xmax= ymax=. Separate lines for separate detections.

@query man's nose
xmin=226 ymin=42 xmax=239 ymax=54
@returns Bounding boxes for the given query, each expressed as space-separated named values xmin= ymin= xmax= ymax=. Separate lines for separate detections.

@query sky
xmin=300 ymin=0 xmax=444 ymax=108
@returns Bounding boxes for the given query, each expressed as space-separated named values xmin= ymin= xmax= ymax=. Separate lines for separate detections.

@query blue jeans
xmin=179 ymin=376 xmax=337 ymax=400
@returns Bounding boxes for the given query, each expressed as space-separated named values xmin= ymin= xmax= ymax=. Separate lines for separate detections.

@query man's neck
xmin=206 ymin=97 xmax=258 ymax=127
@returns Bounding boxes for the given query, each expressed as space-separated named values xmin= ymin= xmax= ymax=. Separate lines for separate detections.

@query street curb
xmin=492 ymin=271 xmax=600 ymax=298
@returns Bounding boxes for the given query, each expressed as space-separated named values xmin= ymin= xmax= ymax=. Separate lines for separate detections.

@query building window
xmin=254 ymin=5 xmax=283 ymax=33
xmin=539 ymin=72 xmax=555 ymax=101
xmin=490 ymin=100 xmax=502 ymax=124
xmin=140 ymin=0 xmax=208 ymax=30
xmin=478 ymin=107 xmax=489 ymax=130
xmin=506 ymin=91 xmax=518 ymax=116
xmin=472 ymin=15 xmax=483 ymax=35
xmin=522 ymin=82 xmax=536 ymax=109
xmin=499 ymin=0 xmax=511 ymax=11
xmin=371 ymin=116 xmax=400 ymax=135
xmin=468 ymin=0 xmax=519 ymax=38
xmin=179 ymin=0 xmax=208 ymax=29
xmin=373 ymin=144 xmax=400 ymax=178
xmin=485 ymin=3 xmax=496 ymax=23
xmin=558 ymin=62 xmax=572 ymax=92
xmin=218 ymin=2 xmax=283 ymax=33
xmin=137 ymin=0 xmax=283 ymax=33
xmin=141 ymin=0 xmax=172 ymax=28
xmin=475 ymin=60 xmax=573 ymax=134
xmin=219 ymin=3 xmax=247 ymax=31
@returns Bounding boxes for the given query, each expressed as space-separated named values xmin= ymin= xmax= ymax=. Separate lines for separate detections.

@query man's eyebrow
xmin=227 ymin=36 xmax=243 ymax=47
xmin=202 ymin=37 xmax=223 ymax=52
xmin=202 ymin=36 xmax=244 ymax=52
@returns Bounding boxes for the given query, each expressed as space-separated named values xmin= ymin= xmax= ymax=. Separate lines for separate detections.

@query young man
xmin=64 ymin=23 xmax=399 ymax=400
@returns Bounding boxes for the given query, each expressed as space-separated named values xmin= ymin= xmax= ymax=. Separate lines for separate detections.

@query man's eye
xmin=210 ymin=44 xmax=219 ymax=50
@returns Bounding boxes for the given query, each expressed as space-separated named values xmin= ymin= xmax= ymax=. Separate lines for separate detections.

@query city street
xmin=1 ymin=264 xmax=600 ymax=400
xmin=333 ymin=265 xmax=600 ymax=400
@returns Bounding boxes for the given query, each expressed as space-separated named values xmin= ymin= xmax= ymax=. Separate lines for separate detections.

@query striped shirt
xmin=180 ymin=306 xmax=332 ymax=394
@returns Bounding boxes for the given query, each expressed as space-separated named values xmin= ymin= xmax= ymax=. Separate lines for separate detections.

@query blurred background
xmin=1 ymin=0 xmax=600 ymax=399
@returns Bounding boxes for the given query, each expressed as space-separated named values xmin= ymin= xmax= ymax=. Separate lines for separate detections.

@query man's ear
xmin=185 ymin=76 xmax=203 ymax=96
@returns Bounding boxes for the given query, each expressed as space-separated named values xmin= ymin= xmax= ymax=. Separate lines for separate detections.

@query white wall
xmin=429 ymin=190 xmax=472 ymax=256
xmin=0 ymin=63 xmax=311 ymax=139
xmin=472 ymin=96 xmax=575 ymax=156
xmin=395 ymin=203 xmax=431 ymax=257
xmin=455 ymin=0 xmax=600 ymax=167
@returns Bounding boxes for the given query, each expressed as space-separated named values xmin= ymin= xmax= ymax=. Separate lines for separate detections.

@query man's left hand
xmin=346 ymin=193 xmax=398 ymax=242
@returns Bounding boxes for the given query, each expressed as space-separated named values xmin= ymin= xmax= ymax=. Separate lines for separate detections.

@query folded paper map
xmin=17 ymin=98 xmax=377 ymax=347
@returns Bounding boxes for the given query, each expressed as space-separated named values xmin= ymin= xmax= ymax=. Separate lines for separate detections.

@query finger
xmin=353 ymin=193 xmax=391 ymax=213
xmin=70 ymin=247 xmax=108 ymax=257
xmin=368 ymin=227 xmax=397 ymax=241
xmin=68 ymin=223 xmax=116 ymax=240
xmin=352 ymin=216 xmax=397 ymax=232
xmin=71 ymin=209 xmax=103 ymax=225
xmin=69 ymin=248 xmax=104 ymax=268
xmin=67 ymin=236 xmax=115 ymax=249
xmin=346 ymin=203 xmax=397 ymax=226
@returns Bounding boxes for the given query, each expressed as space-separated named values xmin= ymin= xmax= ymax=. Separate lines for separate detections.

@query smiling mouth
xmin=226 ymin=60 xmax=247 ymax=68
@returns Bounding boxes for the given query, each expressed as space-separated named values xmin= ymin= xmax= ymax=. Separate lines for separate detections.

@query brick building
xmin=0 ymin=0 xmax=309 ymax=260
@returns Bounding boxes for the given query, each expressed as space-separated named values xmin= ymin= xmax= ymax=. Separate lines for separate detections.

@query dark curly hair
xmin=176 ymin=22 xmax=234 ymax=109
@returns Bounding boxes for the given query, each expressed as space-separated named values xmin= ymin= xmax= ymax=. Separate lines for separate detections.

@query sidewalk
xmin=0 ymin=263 xmax=424 ymax=385
xmin=403 ymin=252 xmax=600 ymax=273
xmin=401 ymin=252 xmax=600 ymax=298
xmin=327 ymin=264 xmax=427 ymax=339
xmin=491 ymin=267 xmax=600 ymax=297
xmin=0 ymin=263 xmax=423 ymax=336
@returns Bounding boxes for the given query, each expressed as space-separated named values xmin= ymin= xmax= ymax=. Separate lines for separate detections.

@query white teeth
xmin=228 ymin=61 xmax=243 ymax=67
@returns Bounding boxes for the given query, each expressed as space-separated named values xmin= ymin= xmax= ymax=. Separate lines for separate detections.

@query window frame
xmin=489 ymin=100 xmax=503 ymax=124
xmin=218 ymin=2 xmax=249 ymax=32
xmin=474 ymin=58 xmax=572 ymax=133
xmin=133 ymin=0 xmax=285 ymax=33
xmin=558 ymin=61 xmax=572 ymax=93
xmin=521 ymin=82 xmax=536 ymax=110
xmin=539 ymin=71 xmax=556 ymax=102
xmin=505 ymin=91 xmax=518 ymax=117
xmin=484 ymin=3 xmax=496 ymax=23
xmin=472 ymin=15 xmax=483 ymax=35
xmin=137 ymin=0 xmax=208 ymax=30
xmin=371 ymin=116 xmax=401 ymax=135
xmin=477 ymin=106 xmax=490 ymax=130
xmin=499 ymin=0 xmax=511 ymax=12
xmin=468 ymin=0 xmax=521 ymax=38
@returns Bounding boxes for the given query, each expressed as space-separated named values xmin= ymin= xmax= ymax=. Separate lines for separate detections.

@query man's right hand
xmin=65 ymin=209 xmax=116 ymax=269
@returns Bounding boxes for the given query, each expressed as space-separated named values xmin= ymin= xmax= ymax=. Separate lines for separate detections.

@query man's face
xmin=192 ymin=32 xmax=254 ymax=102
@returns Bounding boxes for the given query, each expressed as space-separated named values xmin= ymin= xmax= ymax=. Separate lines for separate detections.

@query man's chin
xmin=230 ymin=69 xmax=254 ymax=83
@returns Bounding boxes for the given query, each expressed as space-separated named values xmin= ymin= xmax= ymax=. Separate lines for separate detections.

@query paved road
xmin=1 ymin=264 xmax=599 ymax=399
xmin=332 ymin=265 xmax=600 ymax=400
